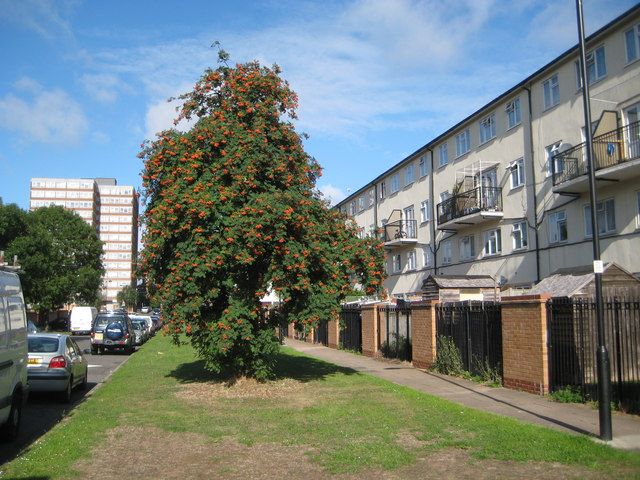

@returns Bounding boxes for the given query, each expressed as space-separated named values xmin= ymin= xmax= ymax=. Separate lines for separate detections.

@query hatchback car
xmin=91 ymin=312 xmax=135 ymax=355
xmin=129 ymin=319 xmax=148 ymax=346
xmin=27 ymin=334 xmax=88 ymax=403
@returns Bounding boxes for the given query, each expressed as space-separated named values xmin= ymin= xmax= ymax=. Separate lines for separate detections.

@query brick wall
xmin=287 ymin=322 xmax=295 ymax=339
xmin=328 ymin=318 xmax=340 ymax=349
xmin=410 ymin=301 xmax=438 ymax=369
xmin=361 ymin=304 xmax=379 ymax=357
xmin=501 ymin=294 xmax=551 ymax=395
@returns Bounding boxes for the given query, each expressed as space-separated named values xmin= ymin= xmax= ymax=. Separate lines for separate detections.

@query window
xmin=483 ymin=228 xmax=502 ymax=256
xmin=407 ymin=251 xmax=416 ymax=271
xmin=438 ymin=143 xmax=448 ymax=167
xmin=404 ymin=163 xmax=414 ymax=186
xmin=545 ymin=141 xmax=564 ymax=177
xmin=440 ymin=191 xmax=450 ymax=203
xmin=442 ymin=240 xmax=452 ymax=264
xmin=419 ymin=155 xmax=430 ymax=177
xmin=625 ymin=24 xmax=640 ymax=63
xmin=584 ymin=198 xmax=615 ymax=237
xmin=392 ymin=254 xmax=401 ymax=273
xmin=420 ymin=200 xmax=430 ymax=223
xmin=358 ymin=196 xmax=365 ymax=211
xmin=512 ymin=221 xmax=528 ymax=250
xmin=455 ymin=129 xmax=471 ymax=157
xmin=506 ymin=98 xmax=521 ymax=129
xmin=548 ymin=211 xmax=567 ymax=243
xmin=349 ymin=201 xmax=356 ymax=216
xmin=459 ymin=235 xmax=475 ymax=260
xmin=637 ymin=191 xmax=640 ymax=229
xmin=422 ymin=246 xmax=433 ymax=268
xmin=575 ymin=46 xmax=606 ymax=88
xmin=404 ymin=206 xmax=416 ymax=238
xmin=510 ymin=158 xmax=525 ymax=188
xmin=479 ymin=114 xmax=496 ymax=144
xmin=379 ymin=181 xmax=386 ymax=199
xmin=542 ymin=74 xmax=560 ymax=110
xmin=390 ymin=173 xmax=400 ymax=194
xmin=367 ymin=189 xmax=374 ymax=207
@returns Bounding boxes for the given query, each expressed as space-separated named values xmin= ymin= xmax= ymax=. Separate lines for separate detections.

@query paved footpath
xmin=285 ymin=339 xmax=640 ymax=451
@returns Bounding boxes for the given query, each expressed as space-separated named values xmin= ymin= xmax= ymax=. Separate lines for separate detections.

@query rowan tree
xmin=139 ymin=52 xmax=385 ymax=380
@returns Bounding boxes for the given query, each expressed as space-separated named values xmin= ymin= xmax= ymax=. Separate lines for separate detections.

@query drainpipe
xmin=428 ymin=149 xmax=437 ymax=275
xmin=524 ymin=85 xmax=541 ymax=283
xmin=373 ymin=182 xmax=378 ymax=235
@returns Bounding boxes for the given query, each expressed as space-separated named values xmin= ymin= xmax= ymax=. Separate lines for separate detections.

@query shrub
xmin=550 ymin=386 xmax=584 ymax=404
xmin=380 ymin=333 xmax=412 ymax=361
xmin=432 ymin=336 xmax=464 ymax=376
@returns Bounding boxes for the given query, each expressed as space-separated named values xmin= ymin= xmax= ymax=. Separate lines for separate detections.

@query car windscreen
xmin=131 ymin=321 xmax=144 ymax=330
xmin=28 ymin=337 xmax=60 ymax=353
xmin=94 ymin=315 xmax=126 ymax=329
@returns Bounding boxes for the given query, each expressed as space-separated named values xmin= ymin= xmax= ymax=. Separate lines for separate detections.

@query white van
xmin=0 ymin=269 xmax=28 ymax=441
xmin=69 ymin=306 xmax=97 ymax=335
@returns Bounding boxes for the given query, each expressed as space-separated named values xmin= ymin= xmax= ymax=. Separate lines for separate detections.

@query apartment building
xmin=29 ymin=177 xmax=139 ymax=304
xmin=336 ymin=5 xmax=640 ymax=299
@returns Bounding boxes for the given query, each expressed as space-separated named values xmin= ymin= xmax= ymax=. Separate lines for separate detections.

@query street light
xmin=574 ymin=0 xmax=612 ymax=441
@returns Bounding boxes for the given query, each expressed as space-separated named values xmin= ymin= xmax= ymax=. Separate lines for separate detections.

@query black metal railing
xmin=552 ymin=120 xmax=640 ymax=186
xmin=339 ymin=304 xmax=362 ymax=352
xmin=378 ymin=303 xmax=412 ymax=361
xmin=436 ymin=187 xmax=503 ymax=226
xmin=382 ymin=220 xmax=417 ymax=242
xmin=314 ymin=320 xmax=329 ymax=346
xmin=547 ymin=297 xmax=640 ymax=413
xmin=436 ymin=301 xmax=503 ymax=379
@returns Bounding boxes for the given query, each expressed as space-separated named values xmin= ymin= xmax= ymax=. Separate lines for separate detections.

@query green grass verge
xmin=2 ymin=334 xmax=640 ymax=479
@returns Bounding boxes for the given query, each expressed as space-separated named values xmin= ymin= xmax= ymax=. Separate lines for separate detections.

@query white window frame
xmin=392 ymin=254 xmax=402 ymax=273
xmin=455 ymin=129 xmax=471 ymax=157
xmin=358 ymin=196 xmax=365 ymax=212
xmin=545 ymin=141 xmax=564 ymax=177
xmin=459 ymin=235 xmax=475 ymax=260
xmin=379 ymin=181 xmax=386 ymax=199
xmin=406 ymin=250 xmax=416 ymax=271
xmin=419 ymin=155 xmax=429 ymax=177
xmin=483 ymin=228 xmax=502 ymax=256
xmin=420 ymin=200 xmax=430 ymax=223
xmin=404 ymin=163 xmax=414 ymax=186
xmin=509 ymin=158 xmax=525 ymax=189
xmin=367 ymin=188 xmax=374 ymax=207
xmin=542 ymin=74 xmax=560 ymax=110
xmin=441 ymin=240 xmax=452 ymax=265
xmin=548 ymin=210 xmax=568 ymax=244
xmin=512 ymin=221 xmax=528 ymax=250
xmin=575 ymin=45 xmax=606 ymax=88
xmin=479 ymin=113 xmax=496 ymax=144
xmin=349 ymin=201 xmax=356 ymax=216
xmin=422 ymin=246 xmax=433 ymax=268
xmin=625 ymin=24 xmax=640 ymax=64
xmin=506 ymin=98 xmax=521 ymax=129
xmin=438 ymin=143 xmax=448 ymax=168
xmin=390 ymin=173 xmax=400 ymax=194
xmin=584 ymin=198 xmax=616 ymax=237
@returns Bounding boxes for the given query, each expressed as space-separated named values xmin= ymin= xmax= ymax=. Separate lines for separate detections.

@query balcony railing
xmin=552 ymin=120 xmax=640 ymax=186
xmin=382 ymin=219 xmax=417 ymax=243
xmin=437 ymin=186 xmax=503 ymax=226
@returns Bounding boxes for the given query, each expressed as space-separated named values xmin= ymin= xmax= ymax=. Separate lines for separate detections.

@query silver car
xmin=27 ymin=334 xmax=89 ymax=403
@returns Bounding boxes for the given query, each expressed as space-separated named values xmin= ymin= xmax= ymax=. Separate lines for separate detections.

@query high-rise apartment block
xmin=29 ymin=177 xmax=139 ymax=304
xmin=337 ymin=6 xmax=640 ymax=299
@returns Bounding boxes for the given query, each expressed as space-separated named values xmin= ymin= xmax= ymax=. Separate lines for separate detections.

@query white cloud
xmin=318 ymin=184 xmax=346 ymax=206
xmin=0 ymin=85 xmax=88 ymax=146
xmin=91 ymin=131 xmax=110 ymax=144
xmin=80 ymin=73 xmax=125 ymax=103
xmin=144 ymin=92 xmax=196 ymax=140
xmin=0 ymin=0 xmax=76 ymax=41
xmin=13 ymin=76 xmax=43 ymax=94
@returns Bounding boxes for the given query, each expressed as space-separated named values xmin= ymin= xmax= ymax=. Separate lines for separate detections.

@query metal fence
xmin=435 ymin=301 xmax=503 ymax=378
xmin=377 ymin=304 xmax=412 ymax=361
xmin=547 ymin=297 xmax=640 ymax=413
xmin=339 ymin=305 xmax=362 ymax=352
xmin=314 ymin=320 xmax=329 ymax=346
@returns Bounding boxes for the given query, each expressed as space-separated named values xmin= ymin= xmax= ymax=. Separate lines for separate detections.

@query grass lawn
xmin=2 ymin=334 xmax=640 ymax=479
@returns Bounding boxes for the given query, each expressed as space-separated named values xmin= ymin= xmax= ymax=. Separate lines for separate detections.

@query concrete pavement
xmin=284 ymin=338 xmax=640 ymax=451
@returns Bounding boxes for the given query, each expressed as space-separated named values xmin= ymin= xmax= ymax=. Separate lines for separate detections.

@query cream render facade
xmin=337 ymin=6 xmax=640 ymax=299
xmin=29 ymin=177 xmax=139 ymax=304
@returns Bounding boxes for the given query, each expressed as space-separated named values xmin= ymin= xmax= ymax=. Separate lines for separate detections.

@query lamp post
xmin=575 ymin=0 xmax=612 ymax=441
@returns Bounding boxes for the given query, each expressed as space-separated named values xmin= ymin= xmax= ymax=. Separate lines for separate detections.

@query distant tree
xmin=117 ymin=285 xmax=138 ymax=310
xmin=7 ymin=206 xmax=104 ymax=322
xmin=0 ymin=202 xmax=28 ymax=252
xmin=139 ymin=52 xmax=385 ymax=380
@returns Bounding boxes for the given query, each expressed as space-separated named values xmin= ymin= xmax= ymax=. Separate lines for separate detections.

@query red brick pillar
xmin=411 ymin=301 xmax=438 ymax=369
xmin=361 ymin=304 xmax=381 ymax=357
xmin=501 ymin=294 xmax=551 ymax=395
xmin=306 ymin=327 xmax=315 ymax=344
xmin=328 ymin=318 xmax=340 ymax=349
xmin=287 ymin=322 xmax=295 ymax=339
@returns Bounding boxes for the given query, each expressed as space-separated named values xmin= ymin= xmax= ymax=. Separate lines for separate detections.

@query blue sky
xmin=0 ymin=0 xmax=636 ymax=209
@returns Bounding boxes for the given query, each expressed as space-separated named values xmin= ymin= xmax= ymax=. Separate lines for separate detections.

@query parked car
xmin=48 ymin=314 xmax=69 ymax=332
xmin=70 ymin=306 xmax=97 ymax=335
xmin=140 ymin=306 xmax=150 ymax=313
xmin=129 ymin=319 xmax=148 ymax=346
xmin=90 ymin=312 xmax=135 ymax=355
xmin=0 ymin=269 xmax=29 ymax=442
xmin=130 ymin=314 xmax=152 ymax=338
xmin=27 ymin=334 xmax=88 ymax=403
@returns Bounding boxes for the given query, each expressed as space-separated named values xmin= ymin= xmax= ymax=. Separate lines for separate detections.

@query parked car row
xmin=90 ymin=310 xmax=162 ymax=354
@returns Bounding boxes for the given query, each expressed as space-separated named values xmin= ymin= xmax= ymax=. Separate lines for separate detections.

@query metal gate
xmin=547 ymin=297 xmax=640 ymax=413
xmin=314 ymin=320 xmax=329 ymax=346
xmin=436 ymin=301 xmax=503 ymax=378
xmin=378 ymin=304 xmax=412 ymax=361
xmin=340 ymin=305 xmax=362 ymax=352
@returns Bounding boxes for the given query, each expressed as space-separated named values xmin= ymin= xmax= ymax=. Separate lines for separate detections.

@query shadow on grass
xmin=167 ymin=349 xmax=357 ymax=385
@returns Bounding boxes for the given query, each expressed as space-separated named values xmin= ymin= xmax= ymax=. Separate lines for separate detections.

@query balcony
xmin=382 ymin=219 xmax=418 ymax=249
xmin=552 ymin=121 xmax=640 ymax=194
xmin=437 ymin=186 xmax=503 ymax=231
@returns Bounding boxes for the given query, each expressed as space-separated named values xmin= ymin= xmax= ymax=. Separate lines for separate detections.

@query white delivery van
xmin=69 ymin=306 xmax=98 ymax=335
xmin=0 ymin=269 xmax=28 ymax=441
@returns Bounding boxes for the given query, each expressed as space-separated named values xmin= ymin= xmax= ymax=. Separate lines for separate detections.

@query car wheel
xmin=0 ymin=391 xmax=22 ymax=442
xmin=61 ymin=377 xmax=73 ymax=403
